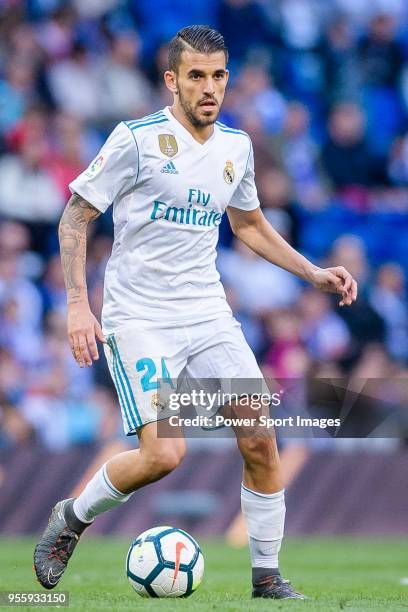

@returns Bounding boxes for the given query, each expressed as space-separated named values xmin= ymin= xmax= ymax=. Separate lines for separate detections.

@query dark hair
xmin=168 ymin=25 xmax=228 ymax=72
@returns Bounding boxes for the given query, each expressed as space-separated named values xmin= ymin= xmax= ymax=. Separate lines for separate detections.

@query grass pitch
xmin=0 ymin=536 xmax=407 ymax=611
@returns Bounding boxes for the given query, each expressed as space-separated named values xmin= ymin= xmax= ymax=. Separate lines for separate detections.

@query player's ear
xmin=164 ymin=70 xmax=178 ymax=95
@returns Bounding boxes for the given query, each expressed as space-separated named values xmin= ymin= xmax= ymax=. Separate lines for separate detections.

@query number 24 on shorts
xmin=136 ymin=357 xmax=175 ymax=392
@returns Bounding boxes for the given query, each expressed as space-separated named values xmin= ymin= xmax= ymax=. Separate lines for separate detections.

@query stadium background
xmin=1 ymin=0 xmax=408 ymax=556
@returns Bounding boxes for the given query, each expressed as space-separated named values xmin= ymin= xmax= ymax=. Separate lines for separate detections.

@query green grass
xmin=0 ymin=536 xmax=407 ymax=611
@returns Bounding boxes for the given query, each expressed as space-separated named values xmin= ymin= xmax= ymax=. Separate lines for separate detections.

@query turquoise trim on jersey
xmin=216 ymin=121 xmax=247 ymax=136
xmin=108 ymin=337 xmax=134 ymax=431
xmin=216 ymin=120 xmax=243 ymax=130
xmin=108 ymin=334 xmax=139 ymax=431
xmin=217 ymin=126 xmax=247 ymax=135
xmin=111 ymin=335 xmax=143 ymax=428
xmin=244 ymin=140 xmax=252 ymax=174
xmin=127 ymin=110 xmax=164 ymax=123
xmin=122 ymin=121 xmax=140 ymax=185
xmin=110 ymin=337 xmax=140 ymax=430
xmin=112 ymin=352 xmax=135 ymax=431
xmin=124 ymin=113 xmax=167 ymax=181
xmin=126 ymin=110 xmax=165 ymax=127
xmin=125 ymin=114 xmax=165 ymax=128
xmin=128 ymin=117 xmax=169 ymax=131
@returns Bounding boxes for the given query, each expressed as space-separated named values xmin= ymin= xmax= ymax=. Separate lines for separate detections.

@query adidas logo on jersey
xmin=161 ymin=161 xmax=178 ymax=174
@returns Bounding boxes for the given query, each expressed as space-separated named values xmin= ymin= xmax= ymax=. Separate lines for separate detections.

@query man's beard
xmin=178 ymin=87 xmax=220 ymax=128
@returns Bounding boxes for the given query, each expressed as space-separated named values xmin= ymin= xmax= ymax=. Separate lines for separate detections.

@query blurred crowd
xmin=1 ymin=0 xmax=408 ymax=449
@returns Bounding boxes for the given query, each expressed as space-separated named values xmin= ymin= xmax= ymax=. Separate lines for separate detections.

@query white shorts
xmin=104 ymin=315 xmax=268 ymax=436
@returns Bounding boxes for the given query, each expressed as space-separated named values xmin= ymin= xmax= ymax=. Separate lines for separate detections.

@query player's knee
xmin=240 ymin=436 xmax=279 ymax=467
xmin=153 ymin=449 xmax=184 ymax=477
xmin=149 ymin=444 xmax=185 ymax=478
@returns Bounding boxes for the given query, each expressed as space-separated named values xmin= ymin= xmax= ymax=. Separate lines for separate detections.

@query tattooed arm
xmin=58 ymin=193 xmax=106 ymax=368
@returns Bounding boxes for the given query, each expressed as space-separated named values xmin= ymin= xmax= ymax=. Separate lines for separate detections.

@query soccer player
xmin=34 ymin=25 xmax=357 ymax=599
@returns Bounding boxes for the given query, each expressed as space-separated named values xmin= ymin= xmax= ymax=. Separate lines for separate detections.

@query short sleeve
xmin=69 ymin=122 xmax=138 ymax=213
xmin=228 ymin=139 xmax=260 ymax=211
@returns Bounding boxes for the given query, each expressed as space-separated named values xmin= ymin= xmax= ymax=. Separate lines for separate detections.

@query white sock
xmin=241 ymin=483 xmax=285 ymax=575
xmin=73 ymin=462 xmax=133 ymax=523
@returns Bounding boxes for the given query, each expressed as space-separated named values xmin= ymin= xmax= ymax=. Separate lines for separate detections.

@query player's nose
xmin=203 ymin=77 xmax=215 ymax=94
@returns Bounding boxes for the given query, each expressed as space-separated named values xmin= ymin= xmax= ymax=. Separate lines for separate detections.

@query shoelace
xmin=256 ymin=576 xmax=293 ymax=593
xmin=47 ymin=531 xmax=77 ymax=562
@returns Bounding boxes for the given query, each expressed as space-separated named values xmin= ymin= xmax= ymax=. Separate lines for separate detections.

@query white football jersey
xmin=69 ymin=106 xmax=260 ymax=333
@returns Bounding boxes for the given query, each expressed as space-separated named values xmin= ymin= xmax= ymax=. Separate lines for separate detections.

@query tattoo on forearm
xmin=58 ymin=194 xmax=100 ymax=304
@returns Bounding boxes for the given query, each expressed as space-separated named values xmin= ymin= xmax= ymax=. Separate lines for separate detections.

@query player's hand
xmin=67 ymin=301 xmax=106 ymax=367
xmin=310 ymin=266 xmax=358 ymax=306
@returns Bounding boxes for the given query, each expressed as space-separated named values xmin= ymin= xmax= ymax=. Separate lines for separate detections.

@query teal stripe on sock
xmin=111 ymin=335 xmax=143 ymax=428
xmin=102 ymin=465 xmax=124 ymax=497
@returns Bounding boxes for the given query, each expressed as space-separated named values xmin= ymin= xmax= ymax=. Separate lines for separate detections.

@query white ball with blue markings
xmin=126 ymin=525 xmax=204 ymax=598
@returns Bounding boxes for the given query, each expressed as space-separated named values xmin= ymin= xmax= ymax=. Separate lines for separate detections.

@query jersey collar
xmin=162 ymin=106 xmax=218 ymax=149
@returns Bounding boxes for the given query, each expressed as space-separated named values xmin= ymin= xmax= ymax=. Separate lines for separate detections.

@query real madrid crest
xmin=151 ymin=391 xmax=166 ymax=412
xmin=223 ymin=160 xmax=235 ymax=184
xmin=158 ymin=134 xmax=178 ymax=158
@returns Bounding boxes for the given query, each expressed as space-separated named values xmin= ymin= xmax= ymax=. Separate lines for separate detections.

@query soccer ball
xmin=126 ymin=525 xmax=204 ymax=598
